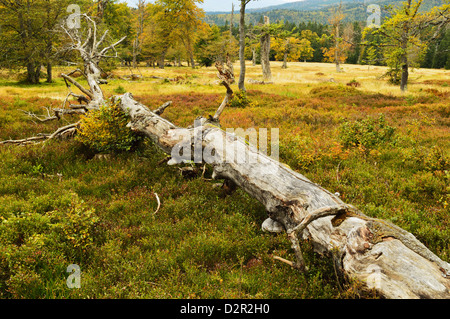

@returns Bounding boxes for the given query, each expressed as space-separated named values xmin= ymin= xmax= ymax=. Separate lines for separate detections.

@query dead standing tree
xmin=1 ymin=18 xmax=450 ymax=299
xmin=259 ymin=16 xmax=272 ymax=82
xmin=60 ymin=14 xmax=126 ymax=109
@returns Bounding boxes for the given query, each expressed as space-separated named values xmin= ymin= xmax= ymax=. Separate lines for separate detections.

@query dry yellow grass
xmin=0 ymin=61 xmax=448 ymax=102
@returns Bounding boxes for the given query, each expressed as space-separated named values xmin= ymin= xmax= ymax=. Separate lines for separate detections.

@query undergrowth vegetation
xmin=0 ymin=64 xmax=448 ymax=299
xmin=76 ymin=99 xmax=142 ymax=153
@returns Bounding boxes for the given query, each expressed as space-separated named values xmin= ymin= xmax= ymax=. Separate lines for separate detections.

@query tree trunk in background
xmin=400 ymin=58 xmax=409 ymax=91
xmin=133 ymin=46 xmax=138 ymax=69
xmin=252 ymin=47 xmax=257 ymax=66
xmin=238 ymin=0 xmax=247 ymax=91
xmin=187 ymin=38 xmax=196 ymax=69
xmin=46 ymin=62 xmax=52 ymax=83
xmin=282 ymin=51 xmax=288 ymax=69
xmin=400 ymin=35 xmax=409 ymax=91
xmin=97 ymin=0 xmax=107 ymax=20
xmin=335 ymin=22 xmax=342 ymax=73
xmin=229 ymin=4 xmax=235 ymax=75
xmin=26 ymin=62 xmax=41 ymax=84
xmin=260 ymin=16 xmax=272 ymax=81
xmin=158 ymin=48 xmax=167 ymax=69
xmin=46 ymin=40 xmax=53 ymax=83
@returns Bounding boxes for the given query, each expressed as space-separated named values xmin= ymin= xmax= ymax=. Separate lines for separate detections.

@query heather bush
xmin=76 ymin=99 xmax=142 ymax=153
xmin=339 ymin=114 xmax=396 ymax=151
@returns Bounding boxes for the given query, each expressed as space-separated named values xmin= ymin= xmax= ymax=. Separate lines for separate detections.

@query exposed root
xmin=153 ymin=193 xmax=161 ymax=215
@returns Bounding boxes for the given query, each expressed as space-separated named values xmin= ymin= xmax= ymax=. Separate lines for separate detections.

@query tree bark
xmin=26 ymin=62 xmax=41 ymax=84
xmin=252 ymin=47 xmax=257 ymax=66
xmin=400 ymin=38 xmax=409 ymax=92
xmin=46 ymin=62 xmax=52 ymax=83
xmin=282 ymin=51 xmax=288 ymax=69
xmin=260 ymin=16 xmax=272 ymax=81
xmin=115 ymin=92 xmax=450 ymax=299
xmin=400 ymin=60 xmax=409 ymax=92
xmin=335 ymin=22 xmax=342 ymax=73
xmin=238 ymin=0 xmax=247 ymax=91
xmin=133 ymin=47 xmax=138 ymax=69
xmin=83 ymin=61 xmax=104 ymax=108
xmin=158 ymin=47 xmax=168 ymax=69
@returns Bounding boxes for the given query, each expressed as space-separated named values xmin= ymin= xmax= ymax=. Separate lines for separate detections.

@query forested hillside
xmin=204 ymin=0 xmax=445 ymax=25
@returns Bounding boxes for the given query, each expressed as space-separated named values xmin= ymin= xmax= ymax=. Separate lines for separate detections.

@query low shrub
xmin=339 ymin=114 xmax=396 ymax=151
xmin=114 ymin=85 xmax=127 ymax=94
xmin=310 ymin=85 xmax=360 ymax=98
xmin=229 ymin=91 xmax=254 ymax=108
xmin=346 ymin=79 xmax=361 ymax=88
xmin=424 ymin=146 xmax=449 ymax=173
xmin=76 ymin=99 xmax=142 ymax=153
xmin=0 ymin=193 xmax=99 ymax=297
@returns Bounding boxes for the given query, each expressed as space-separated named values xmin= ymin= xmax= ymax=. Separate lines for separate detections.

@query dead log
xmin=116 ymin=91 xmax=450 ymax=298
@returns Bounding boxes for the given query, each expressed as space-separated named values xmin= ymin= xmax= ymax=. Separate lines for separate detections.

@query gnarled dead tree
xmin=1 ymin=18 xmax=449 ymax=299
xmin=1 ymin=14 xmax=125 ymax=146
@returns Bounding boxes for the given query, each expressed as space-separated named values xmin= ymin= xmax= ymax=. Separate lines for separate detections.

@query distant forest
xmin=204 ymin=0 xmax=446 ymax=25
xmin=205 ymin=0 xmax=450 ymax=69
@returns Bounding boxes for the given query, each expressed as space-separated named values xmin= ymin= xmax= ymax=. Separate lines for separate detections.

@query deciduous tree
xmin=0 ymin=0 xmax=81 ymax=84
xmin=154 ymin=0 xmax=205 ymax=69
xmin=374 ymin=0 xmax=450 ymax=91
xmin=322 ymin=0 xmax=349 ymax=72
xmin=272 ymin=35 xmax=303 ymax=67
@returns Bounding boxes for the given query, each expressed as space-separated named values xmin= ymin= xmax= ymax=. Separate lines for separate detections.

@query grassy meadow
xmin=0 ymin=61 xmax=449 ymax=299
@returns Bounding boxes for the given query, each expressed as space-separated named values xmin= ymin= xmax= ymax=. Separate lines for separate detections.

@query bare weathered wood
xmin=213 ymin=61 xmax=234 ymax=122
xmin=248 ymin=79 xmax=274 ymax=85
xmin=260 ymin=16 xmax=272 ymax=82
xmin=0 ymin=136 xmax=48 ymax=145
xmin=60 ymin=14 xmax=126 ymax=109
xmin=1 ymin=14 xmax=128 ymax=145
xmin=61 ymin=73 xmax=94 ymax=101
xmin=154 ymin=101 xmax=173 ymax=116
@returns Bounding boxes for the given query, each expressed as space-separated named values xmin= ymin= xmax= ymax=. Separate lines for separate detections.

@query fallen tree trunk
xmin=117 ymin=92 xmax=450 ymax=299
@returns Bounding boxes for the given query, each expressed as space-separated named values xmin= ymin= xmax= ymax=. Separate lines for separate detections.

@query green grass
xmin=0 ymin=63 xmax=448 ymax=299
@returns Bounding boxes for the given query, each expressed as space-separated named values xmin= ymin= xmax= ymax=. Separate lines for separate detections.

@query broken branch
xmin=154 ymin=101 xmax=173 ymax=116
xmin=61 ymin=73 xmax=94 ymax=100
xmin=212 ymin=61 xmax=234 ymax=122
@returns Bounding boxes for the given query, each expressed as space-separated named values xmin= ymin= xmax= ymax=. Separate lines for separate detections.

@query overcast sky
xmin=123 ymin=0 xmax=301 ymax=12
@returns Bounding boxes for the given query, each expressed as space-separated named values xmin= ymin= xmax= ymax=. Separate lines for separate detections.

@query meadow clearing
xmin=0 ymin=61 xmax=448 ymax=299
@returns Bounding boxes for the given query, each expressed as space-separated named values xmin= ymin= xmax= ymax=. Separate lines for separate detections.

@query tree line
xmin=0 ymin=0 xmax=449 ymax=91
